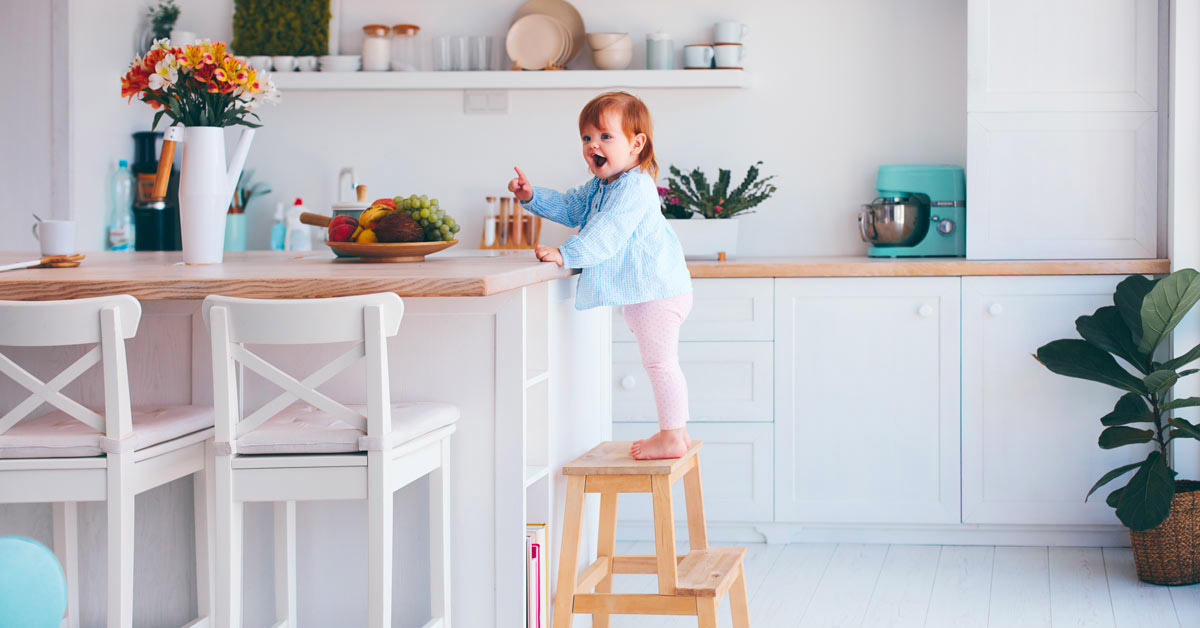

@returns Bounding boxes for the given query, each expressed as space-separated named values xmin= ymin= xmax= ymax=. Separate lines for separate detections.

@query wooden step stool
xmin=553 ymin=441 xmax=750 ymax=628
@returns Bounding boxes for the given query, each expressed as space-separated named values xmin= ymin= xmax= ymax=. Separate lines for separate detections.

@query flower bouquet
xmin=120 ymin=39 xmax=279 ymax=263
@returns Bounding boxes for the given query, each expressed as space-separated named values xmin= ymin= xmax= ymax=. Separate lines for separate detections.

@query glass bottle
xmin=108 ymin=160 xmax=134 ymax=251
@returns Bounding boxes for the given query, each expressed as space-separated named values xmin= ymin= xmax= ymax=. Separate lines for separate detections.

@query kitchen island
xmin=0 ymin=250 xmax=609 ymax=628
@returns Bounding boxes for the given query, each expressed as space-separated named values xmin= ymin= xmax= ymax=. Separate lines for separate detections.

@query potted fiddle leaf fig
xmin=1035 ymin=270 xmax=1200 ymax=585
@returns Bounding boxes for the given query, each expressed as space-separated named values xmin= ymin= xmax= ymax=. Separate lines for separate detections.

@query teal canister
xmin=646 ymin=32 xmax=673 ymax=69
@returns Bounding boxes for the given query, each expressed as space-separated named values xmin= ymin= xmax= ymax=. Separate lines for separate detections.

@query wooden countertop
xmin=0 ymin=250 xmax=576 ymax=301
xmin=0 ymin=252 xmax=1170 ymax=301
xmin=686 ymin=257 xmax=1171 ymax=277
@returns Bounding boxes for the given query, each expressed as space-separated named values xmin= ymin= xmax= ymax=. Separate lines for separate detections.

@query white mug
xmin=683 ymin=44 xmax=714 ymax=69
xmin=296 ymin=55 xmax=318 ymax=71
xmin=714 ymin=21 xmax=748 ymax=44
xmin=271 ymin=55 xmax=296 ymax=72
xmin=714 ymin=43 xmax=744 ymax=69
xmin=32 ymin=220 xmax=76 ymax=256
xmin=248 ymin=56 xmax=272 ymax=72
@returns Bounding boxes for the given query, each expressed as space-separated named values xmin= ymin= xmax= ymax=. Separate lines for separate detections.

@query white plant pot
xmin=666 ymin=217 xmax=739 ymax=259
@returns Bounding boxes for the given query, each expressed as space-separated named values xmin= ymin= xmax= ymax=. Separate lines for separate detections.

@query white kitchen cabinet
xmin=613 ymin=341 xmax=773 ymax=422
xmin=961 ymin=276 xmax=1153 ymax=525
xmin=967 ymin=0 xmax=1159 ymax=112
xmin=774 ymin=278 xmax=961 ymax=524
xmin=966 ymin=112 xmax=1158 ymax=259
xmin=611 ymin=422 xmax=773 ymax=523
xmin=612 ymin=278 xmax=773 ymax=342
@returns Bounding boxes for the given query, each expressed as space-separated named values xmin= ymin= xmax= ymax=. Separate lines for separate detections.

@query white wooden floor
xmin=599 ymin=542 xmax=1200 ymax=628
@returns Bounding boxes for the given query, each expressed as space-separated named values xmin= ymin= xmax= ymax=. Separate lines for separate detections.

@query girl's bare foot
xmin=631 ymin=428 xmax=690 ymax=460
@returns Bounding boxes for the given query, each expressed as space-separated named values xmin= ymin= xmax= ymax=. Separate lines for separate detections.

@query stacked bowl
xmin=587 ymin=33 xmax=633 ymax=70
xmin=506 ymin=0 xmax=585 ymax=70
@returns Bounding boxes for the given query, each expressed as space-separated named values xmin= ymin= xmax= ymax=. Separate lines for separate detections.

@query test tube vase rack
xmin=479 ymin=196 xmax=543 ymax=250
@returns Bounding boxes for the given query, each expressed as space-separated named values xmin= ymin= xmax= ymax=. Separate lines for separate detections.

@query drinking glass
xmin=452 ymin=36 xmax=470 ymax=71
xmin=469 ymin=35 xmax=489 ymax=71
xmin=433 ymin=36 xmax=453 ymax=71
xmin=489 ymin=35 xmax=508 ymax=70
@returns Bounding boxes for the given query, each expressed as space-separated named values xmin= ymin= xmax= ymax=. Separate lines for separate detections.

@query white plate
xmin=507 ymin=14 xmax=567 ymax=70
xmin=515 ymin=0 xmax=586 ymax=65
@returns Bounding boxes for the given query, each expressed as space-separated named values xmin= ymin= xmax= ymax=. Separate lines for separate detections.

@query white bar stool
xmin=0 ymin=295 xmax=215 ymax=628
xmin=203 ymin=293 xmax=456 ymax=628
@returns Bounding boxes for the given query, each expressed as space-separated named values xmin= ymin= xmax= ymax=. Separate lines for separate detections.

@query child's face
xmin=581 ymin=109 xmax=645 ymax=181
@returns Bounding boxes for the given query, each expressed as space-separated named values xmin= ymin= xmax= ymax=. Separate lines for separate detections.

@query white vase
xmin=666 ymin=217 xmax=739 ymax=259
xmin=178 ymin=126 xmax=255 ymax=264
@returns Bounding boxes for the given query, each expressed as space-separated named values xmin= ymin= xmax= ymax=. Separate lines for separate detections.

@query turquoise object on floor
xmin=0 ymin=536 xmax=66 ymax=628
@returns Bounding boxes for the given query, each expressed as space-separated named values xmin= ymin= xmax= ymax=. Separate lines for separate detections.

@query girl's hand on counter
xmin=508 ymin=167 xmax=534 ymax=203
xmin=535 ymin=245 xmax=563 ymax=267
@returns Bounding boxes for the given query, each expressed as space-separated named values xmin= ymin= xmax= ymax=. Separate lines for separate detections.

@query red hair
xmin=578 ymin=92 xmax=658 ymax=180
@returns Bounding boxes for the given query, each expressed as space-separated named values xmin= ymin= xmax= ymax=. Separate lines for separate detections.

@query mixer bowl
xmin=858 ymin=196 xmax=930 ymax=246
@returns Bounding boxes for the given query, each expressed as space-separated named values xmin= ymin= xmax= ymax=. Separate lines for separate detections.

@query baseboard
xmin=615 ymin=520 xmax=1133 ymax=547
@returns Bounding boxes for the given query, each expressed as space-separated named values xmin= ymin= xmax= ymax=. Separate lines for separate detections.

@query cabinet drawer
xmin=614 ymin=342 xmax=772 ymax=422
xmin=613 ymin=278 xmax=773 ymax=342
xmin=611 ymin=422 xmax=773 ymax=523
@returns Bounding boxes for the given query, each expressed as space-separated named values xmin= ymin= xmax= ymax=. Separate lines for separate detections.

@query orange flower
xmin=179 ymin=44 xmax=205 ymax=70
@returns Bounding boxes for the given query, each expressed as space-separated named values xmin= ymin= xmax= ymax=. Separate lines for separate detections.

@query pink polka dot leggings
xmin=623 ymin=292 xmax=693 ymax=431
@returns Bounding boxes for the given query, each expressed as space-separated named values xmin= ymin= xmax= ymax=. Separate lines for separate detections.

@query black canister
xmin=131 ymin=131 xmax=182 ymax=250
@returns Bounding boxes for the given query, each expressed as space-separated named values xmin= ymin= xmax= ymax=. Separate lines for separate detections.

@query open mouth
xmin=591 ymin=154 xmax=608 ymax=168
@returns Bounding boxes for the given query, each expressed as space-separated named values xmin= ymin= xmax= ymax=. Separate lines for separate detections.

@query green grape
xmin=420 ymin=208 xmax=430 ymax=219
xmin=439 ymin=224 xmax=450 ymax=233
xmin=430 ymin=198 xmax=440 ymax=206
xmin=445 ymin=218 xmax=456 ymax=228
xmin=392 ymin=196 xmax=404 ymax=207
xmin=419 ymin=218 xmax=429 ymax=227
xmin=410 ymin=211 xmax=420 ymax=220
xmin=450 ymin=223 xmax=461 ymax=233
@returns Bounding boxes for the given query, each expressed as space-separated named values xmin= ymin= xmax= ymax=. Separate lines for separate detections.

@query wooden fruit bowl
xmin=325 ymin=240 xmax=458 ymax=262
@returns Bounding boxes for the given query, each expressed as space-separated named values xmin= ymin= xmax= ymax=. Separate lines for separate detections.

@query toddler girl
xmin=508 ymin=92 xmax=693 ymax=460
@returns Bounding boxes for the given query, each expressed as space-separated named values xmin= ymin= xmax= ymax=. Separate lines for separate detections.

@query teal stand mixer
xmin=858 ymin=165 xmax=965 ymax=257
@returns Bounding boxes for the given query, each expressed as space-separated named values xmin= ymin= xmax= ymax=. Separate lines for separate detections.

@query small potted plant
xmin=1035 ymin=270 xmax=1200 ymax=584
xmin=660 ymin=162 xmax=777 ymax=259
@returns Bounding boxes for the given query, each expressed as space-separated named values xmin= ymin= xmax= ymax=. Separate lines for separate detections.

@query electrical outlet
xmin=464 ymin=90 xmax=509 ymax=114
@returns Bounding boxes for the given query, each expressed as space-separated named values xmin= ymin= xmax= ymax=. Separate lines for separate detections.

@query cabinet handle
xmin=918 ymin=304 xmax=934 ymax=318
xmin=988 ymin=303 xmax=1004 ymax=317
xmin=620 ymin=375 xmax=637 ymax=390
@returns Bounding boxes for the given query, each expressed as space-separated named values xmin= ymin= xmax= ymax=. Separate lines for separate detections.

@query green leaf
xmin=1086 ymin=460 xmax=1147 ymax=501
xmin=1076 ymin=306 xmax=1150 ymax=373
xmin=1162 ymin=342 xmax=1200 ymax=371
xmin=1115 ymin=275 xmax=1158 ymax=346
xmin=1035 ymin=339 xmax=1147 ymax=393
xmin=1180 ymin=369 xmax=1200 ymax=378
xmin=1168 ymin=417 xmax=1200 ymax=441
xmin=1139 ymin=268 xmax=1200 ymax=354
xmin=1143 ymin=369 xmax=1179 ymax=395
xmin=1162 ymin=396 xmax=1200 ymax=411
xmin=1101 ymin=393 xmax=1153 ymax=426
xmin=1107 ymin=486 xmax=1125 ymax=508
xmin=1116 ymin=451 xmax=1176 ymax=531
xmin=1098 ymin=426 xmax=1155 ymax=449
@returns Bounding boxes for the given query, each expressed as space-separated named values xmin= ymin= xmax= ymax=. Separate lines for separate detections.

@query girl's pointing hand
xmin=508 ymin=167 xmax=533 ymax=203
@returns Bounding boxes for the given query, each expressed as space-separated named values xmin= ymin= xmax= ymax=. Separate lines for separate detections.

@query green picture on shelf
xmin=232 ymin=0 xmax=330 ymax=56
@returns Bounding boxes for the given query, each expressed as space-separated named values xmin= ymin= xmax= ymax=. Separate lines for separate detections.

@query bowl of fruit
xmin=304 ymin=194 xmax=461 ymax=262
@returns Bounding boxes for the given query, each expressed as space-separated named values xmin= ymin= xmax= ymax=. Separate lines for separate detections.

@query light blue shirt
xmin=521 ymin=169 xmax=692 ymax=310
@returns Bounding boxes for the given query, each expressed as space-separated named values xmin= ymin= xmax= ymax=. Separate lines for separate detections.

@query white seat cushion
xmin=0 ymin=405 xmax=214 ymax=459
xmin=234 ymin=402 xmax=459 ymax=455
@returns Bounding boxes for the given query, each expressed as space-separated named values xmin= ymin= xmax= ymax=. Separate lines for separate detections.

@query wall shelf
xmin=272 ymin=69 xmax=750 ymax=91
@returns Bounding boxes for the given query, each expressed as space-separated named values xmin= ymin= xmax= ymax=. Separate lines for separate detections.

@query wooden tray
xmin=325 ymin=240 xmax=458 ymax=262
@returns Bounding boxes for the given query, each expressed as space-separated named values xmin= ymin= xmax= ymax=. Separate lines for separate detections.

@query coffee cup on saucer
xmin=683 ymin=44 xmax=714 ymax=69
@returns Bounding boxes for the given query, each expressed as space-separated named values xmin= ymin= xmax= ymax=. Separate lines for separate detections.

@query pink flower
xmin=713 ymin=205 xmax=723 ymax=214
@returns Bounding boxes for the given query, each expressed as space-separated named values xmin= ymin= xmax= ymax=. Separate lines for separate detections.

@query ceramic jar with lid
xmin=362 ymin=24 xmax=391 ymax=71
xmin=646 ymin=31 xmax=674 ymax=70
xmin=391 ymin=24 xmax=421 ymax=71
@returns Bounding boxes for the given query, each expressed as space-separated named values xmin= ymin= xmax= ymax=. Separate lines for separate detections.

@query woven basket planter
xmin=1130 ymin=480 xmax=1200 ymax=585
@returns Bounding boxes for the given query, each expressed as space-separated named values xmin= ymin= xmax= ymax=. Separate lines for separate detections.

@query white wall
xmin=16 ymin=0 xmax=966 ymax=255
xmin=0 ymin=0 xmax=55 ymax=250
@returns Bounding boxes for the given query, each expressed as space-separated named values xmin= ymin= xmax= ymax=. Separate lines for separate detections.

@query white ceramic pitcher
xmin=176 ymin=126 xmax=255 ymax=264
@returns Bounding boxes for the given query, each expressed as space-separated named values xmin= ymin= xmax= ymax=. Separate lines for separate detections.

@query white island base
xmin=0 ymin=276 xmax=609 ymax=628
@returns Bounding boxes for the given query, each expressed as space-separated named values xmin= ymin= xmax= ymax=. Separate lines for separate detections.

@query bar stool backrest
xmin=0 ymin=295 xmax=142 ymax=442
xmin=201 ymin=293 xmax=405 ymax=449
